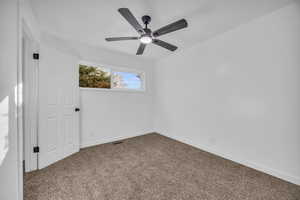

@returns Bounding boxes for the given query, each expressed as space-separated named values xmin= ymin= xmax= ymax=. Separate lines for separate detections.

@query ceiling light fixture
xmin=140 ymin=35 xmax=152 ymax=44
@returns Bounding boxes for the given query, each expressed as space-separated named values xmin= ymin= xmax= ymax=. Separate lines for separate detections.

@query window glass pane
xmin=79 ymin=64 xmax=111 ymax=88
xmin=112 ymin=71 xmax=143 ymax=90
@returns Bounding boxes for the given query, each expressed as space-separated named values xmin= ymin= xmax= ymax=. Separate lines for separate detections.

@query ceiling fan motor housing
xmin=143 ymin=28 xmax=152 ymax=34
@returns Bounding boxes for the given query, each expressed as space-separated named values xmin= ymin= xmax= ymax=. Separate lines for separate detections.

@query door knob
xmin=75 ymin=108 xmax=80 ymax=112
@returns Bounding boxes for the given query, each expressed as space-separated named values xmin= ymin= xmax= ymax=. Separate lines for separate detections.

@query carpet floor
xmin=24 ymin=133 xmax=300 ymax=200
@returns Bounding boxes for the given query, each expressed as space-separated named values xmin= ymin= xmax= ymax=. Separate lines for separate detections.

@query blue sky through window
xmin=113 ymin=71 xmax=142 ymax=89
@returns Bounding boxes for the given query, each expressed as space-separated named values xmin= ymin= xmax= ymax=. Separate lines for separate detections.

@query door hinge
xmin=33 ymin=146 xmax=40 ymax=153
xmin=33 ymin=53 xmax=39 ymax=60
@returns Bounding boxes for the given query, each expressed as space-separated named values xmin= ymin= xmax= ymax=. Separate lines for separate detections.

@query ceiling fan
xmin=105 ymin=8 xmax=188 ymax=55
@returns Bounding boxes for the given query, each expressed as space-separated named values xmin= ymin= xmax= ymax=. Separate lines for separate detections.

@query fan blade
xmin=105 ymin=37 xmax=138 ymax=41
xmin=136 ymin=43 xmax=146 ymax=55
xmin=153 ymin=39 xmax=178 ymax=51
xmin=118 ymin=8 xmax=145 ymax=35
xmin=153 ymin=19 xmax=188 ymax=37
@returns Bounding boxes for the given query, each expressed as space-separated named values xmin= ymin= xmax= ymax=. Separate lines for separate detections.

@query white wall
xmin=78 ymin=45 xmax=155 ymax=147
xmin=20 ymin=0 xmax=41 ymax=43
xmin=0 ymin=0 xmax=20 ymax=199
xmin=154 ymin=2 xmax=300 ymax=185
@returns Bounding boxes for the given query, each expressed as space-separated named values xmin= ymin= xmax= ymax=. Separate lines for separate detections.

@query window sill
xmin=79 ymin=87 xmax=146 ymax=93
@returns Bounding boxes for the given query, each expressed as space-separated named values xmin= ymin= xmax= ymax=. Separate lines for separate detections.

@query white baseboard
xmin=158 ymin=132 xmax=300 ymax=186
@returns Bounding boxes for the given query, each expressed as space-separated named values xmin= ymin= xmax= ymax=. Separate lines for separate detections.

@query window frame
xmin=78 ymin=60 xmax=146 ymax=93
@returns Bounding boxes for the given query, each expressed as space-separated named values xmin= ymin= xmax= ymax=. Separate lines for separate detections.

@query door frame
xmin=17 ymin=15 xmax=40 ymax=199
xmin=22 ymin=22 xmax=39 ymax=172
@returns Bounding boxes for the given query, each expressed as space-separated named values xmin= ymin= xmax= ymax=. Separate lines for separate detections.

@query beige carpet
xmin=25 ymin=133 xmax=300 ymax=200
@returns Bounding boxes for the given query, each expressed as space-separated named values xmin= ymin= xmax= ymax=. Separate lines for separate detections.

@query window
xmin=79 ymin=64 xmax=111 ymax=89
xmin=79 ymin=63 xmax=145 ymax=91
xmin=112 ymin=71 xmax=143 ymax=90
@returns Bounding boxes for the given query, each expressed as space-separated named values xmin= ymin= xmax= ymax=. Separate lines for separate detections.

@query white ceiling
xmin=30 ymin=0 xmax=294 ymax=60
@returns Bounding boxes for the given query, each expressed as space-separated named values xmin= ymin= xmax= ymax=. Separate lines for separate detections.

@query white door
xmin=23 ymin=32 xmax=39 ymax=172
xmin=38 ymin=45 xmax=80 ymax=169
